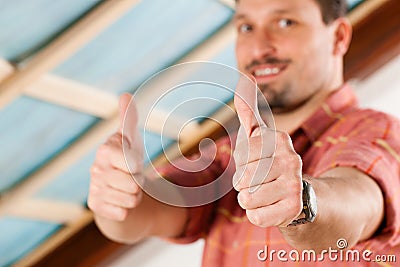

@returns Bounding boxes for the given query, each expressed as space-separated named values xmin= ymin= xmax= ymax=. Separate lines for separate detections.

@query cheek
xmin=299 ymin=40 xmax=329 ymax=76
xmin=235 ymin=42 xmax=249 ymax=70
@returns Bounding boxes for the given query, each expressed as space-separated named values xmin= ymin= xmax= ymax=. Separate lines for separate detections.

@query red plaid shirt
xmin=159 ymin=84 xmax=400 ymax=266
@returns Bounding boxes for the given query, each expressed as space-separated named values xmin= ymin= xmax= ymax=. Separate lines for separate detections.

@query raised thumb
xmin=234 ymin=75 xmax=266 ymax=137
xmin=118 ymin=93 xmax=138 ymax=143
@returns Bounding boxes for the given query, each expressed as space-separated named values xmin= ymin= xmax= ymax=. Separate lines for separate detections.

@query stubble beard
xmin=258 ymin=83 xmax=293 ymax=113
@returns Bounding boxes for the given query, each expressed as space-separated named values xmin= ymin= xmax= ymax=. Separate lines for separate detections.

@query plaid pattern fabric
xmin=159 ymin=85 xmax=400 ymax=266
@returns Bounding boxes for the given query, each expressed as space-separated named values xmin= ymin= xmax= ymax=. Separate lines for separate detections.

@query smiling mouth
xmin=254 ymin=67 xmax=280 ymax=76
xmin=252 ymin=65 xmax=287 ymax=78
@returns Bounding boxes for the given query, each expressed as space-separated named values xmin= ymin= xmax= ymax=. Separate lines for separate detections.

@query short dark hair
xmin=234 ymin=0 xmax=348 ymax=25
xmin=315 ymin=0 xmax=347 ymax=24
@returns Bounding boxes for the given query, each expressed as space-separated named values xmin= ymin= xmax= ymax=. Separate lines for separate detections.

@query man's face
xmin=234 ymin=0 xmax=337 ymax=113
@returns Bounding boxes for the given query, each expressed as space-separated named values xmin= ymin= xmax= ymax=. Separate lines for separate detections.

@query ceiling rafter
xmin=0 ymin=198 xmax=86 ymax=224
xmin=0 ymin=59 xmax=118 ymax=118
xmin=0 ymin=18 xmax=235 ymax=219
xmin=5 ymin=8 xmax=235 ymax=267
xmin=218 ymin=0 xmax=236 ymax=10
xmin=347 ymin=0 xmax=390 ymax=25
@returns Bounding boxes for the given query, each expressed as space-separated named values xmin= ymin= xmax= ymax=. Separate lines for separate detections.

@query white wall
xmin=354 ymin=55 xmax=400 ymax=118
xmin=107 ymin=238 xmax=204 ymax=267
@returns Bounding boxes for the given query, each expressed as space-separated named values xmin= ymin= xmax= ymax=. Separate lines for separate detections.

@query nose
xmin=251 ymin=31 xmax=276 ymax=60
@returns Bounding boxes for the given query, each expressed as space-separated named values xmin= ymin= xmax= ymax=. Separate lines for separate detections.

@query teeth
xmin=272 ymin=67 xmax=279 ymax=74
xmin=254 ymin=67 xmax=280 ymax=76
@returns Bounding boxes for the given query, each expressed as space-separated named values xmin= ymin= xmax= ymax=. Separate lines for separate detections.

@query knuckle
xmin=293 ymin=155 xmax=302 ymax=168
xmin=233 ymin=183 xmax=241 ymax=192
xmin=96 ymin=144 xmax=112 ymax=158
xmin=233 ymin=170 xmax=247 ymax=191
xmin=287 ymin=197 xmax=302 ymax=217
xmin=90 ymin=165 xmax=101 ymax=176
xmin=131 ymin=192 xmax=143 ymax=208
xmin=113 ymin=208 xmax=128 ymax=221
xmin=125 ymin=198 xmax=135 ymax=208
xmin=88 ymin=184 xmax=99 ymax=195
xmin=276 ymin=131 xmax=289 ymax=142
xmin=247 ymin=209 xmax=264 ymax=227
xmin=290 ymin=179 xmax=302 ymax=196
xmin=130 ymin=182 xmax=141 ymax=194
xmin=107 ymin=133 xmax=122 ymax=146
xmin=238 ymin=191 xmax=251 ymax=209
xmin=87 ymin=197 xmax=99 ymax=212
xmin=287 ymin=154 xmax=302 ymax=169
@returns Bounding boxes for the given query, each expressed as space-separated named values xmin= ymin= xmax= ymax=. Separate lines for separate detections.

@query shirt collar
xmin=300 ymin=83 xmax=359 ymax=142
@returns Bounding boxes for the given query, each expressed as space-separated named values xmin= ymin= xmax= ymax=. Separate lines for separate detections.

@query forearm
xmin=280 ymin=167 xmax=384 ymax=252
xmin=94 ymin=193 xmax=188 ymax=244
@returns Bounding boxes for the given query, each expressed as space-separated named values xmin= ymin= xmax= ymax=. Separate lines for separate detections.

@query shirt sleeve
xmin=155 ymin=136 xmax=234 ymax=244
xmin=312 ymin=110 xmax=400 ymax=251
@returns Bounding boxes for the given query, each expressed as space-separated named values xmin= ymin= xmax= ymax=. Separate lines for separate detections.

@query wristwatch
xmin=288 ymin=180 xmax=318 ymax=226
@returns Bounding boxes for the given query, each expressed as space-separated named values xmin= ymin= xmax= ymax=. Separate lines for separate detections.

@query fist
xmin=87 ymin=93 xmax=144 ymax=221
xmin=233 ymin=76 xmax=303 ymax=227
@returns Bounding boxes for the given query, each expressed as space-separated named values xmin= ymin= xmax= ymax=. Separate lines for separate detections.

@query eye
xmin=278 ymin=19 xmax=295 ymax=28
xmin=238 ymin=23 xmax=253 ymax=33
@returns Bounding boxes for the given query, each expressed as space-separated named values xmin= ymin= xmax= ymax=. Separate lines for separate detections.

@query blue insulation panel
xmin=348 ymin=0 xmax=364 ymax=10
xmin=0 ymin=0 xmax=232 ymax=193
xmin=153 ymin=44 xmax=237 ymax=122
xmin=0 ymin=96 xmax=99 ymax=193
xmin=0 ymin=217 xmax=61 ymax=267
xmin=33 ymin=151 xmax=96 ymax=204
xmin=0 ymin=0 xmax=102 ymax=62
xmin=53 ymin=0 xmax=233 ymax=94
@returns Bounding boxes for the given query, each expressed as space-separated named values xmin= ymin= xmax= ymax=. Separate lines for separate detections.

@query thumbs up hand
xmin=233 ymin=77 xmax=303 ymax=227
xmin=88 ymin=94 xmax=144 ymax=221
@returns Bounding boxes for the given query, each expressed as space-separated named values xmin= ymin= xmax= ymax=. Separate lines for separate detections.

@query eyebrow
xmin=233 ymin=9 xmax=295 ymax=21
xmin=233 ymin=14 xmax=246 ymax=21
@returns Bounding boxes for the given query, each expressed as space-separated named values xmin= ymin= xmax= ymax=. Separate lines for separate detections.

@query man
xmin=88 ymin=0 xmax=400 ymax=266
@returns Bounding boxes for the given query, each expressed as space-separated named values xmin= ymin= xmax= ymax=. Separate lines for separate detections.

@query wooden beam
xmin=26 ymin=218 xmax=129 ymax=267
xmin=0 ymin=58 xmax=13 ymax=79
xmin=0 ymin=58 xmax=119 ymax=118
xmin=11 ymin=18 xmax=236 ymax=267
xmin=0 ymin=198 xmax=86 ymax=224
xmin=10 ymin=5 xmax=233 ymax=267
xmin=150 ymin=101 xmax=237 ymax=168
xmin=5 ymin=21 xmax=234 ymax=263
xmin=134 ymin=21 xmax=235 ymax=137
xmin=178 ymin=21 xmax=235 ymax=63
xmin=347 ymin=0 xmax=389 ymax=26
xmin=144 ymin=108 xmax=201 ymax=141
xmin=27 ymin=74 xmax=118 ymax=119
xmin=0 ymin=0 xmax=141 ymax=109
xmin=218 ymin=0 xmax=235 ymax=10
xmin=345 ymin=0 xmax=400 ymax=80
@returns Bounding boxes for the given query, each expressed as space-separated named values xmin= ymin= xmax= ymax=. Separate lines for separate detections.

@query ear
xmin=332 ymin=18 xmax=352 ymax=56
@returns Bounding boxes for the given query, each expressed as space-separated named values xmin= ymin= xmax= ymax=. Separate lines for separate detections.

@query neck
xmin=272 ymin=84 xmax=342 ymax=134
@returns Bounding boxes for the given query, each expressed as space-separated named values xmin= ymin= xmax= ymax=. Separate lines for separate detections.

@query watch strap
xmin=288 ymin=180 xmax=311 ymax=227
xmin=288 ymin=218 xmax=308 ymax=226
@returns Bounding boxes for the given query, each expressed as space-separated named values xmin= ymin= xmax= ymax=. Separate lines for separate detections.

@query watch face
xmin=309 ymin=185 xmax=318 ymax=217
xmin=304 ymin=181 xmax=317 ymax=222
